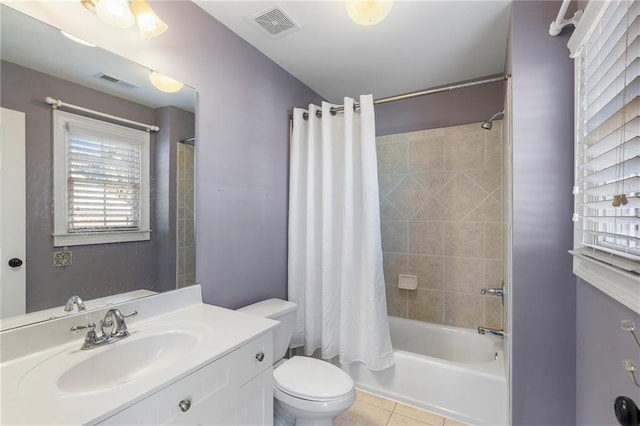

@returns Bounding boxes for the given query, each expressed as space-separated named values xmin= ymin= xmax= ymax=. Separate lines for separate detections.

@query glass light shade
xmin=80 ymin=0 xmax=97 ymax=13
xmin=131 ymin=0 xmax=168 ymax=39
xmin=61 ymin=31 xmax=96 ymax=47
xmin=149 ymin=71 xmax=183 ymax=93
xmin=95 ymin=0 xmax=135 ymax=28
xmin=346 ymin=0 xmax=393 ymax=26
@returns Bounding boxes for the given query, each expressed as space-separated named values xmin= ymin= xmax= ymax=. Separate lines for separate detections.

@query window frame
xmin=52 ymin=110 xmax=151 ymax=247
xmin=569 ymin=0 xmax=640 ymax=315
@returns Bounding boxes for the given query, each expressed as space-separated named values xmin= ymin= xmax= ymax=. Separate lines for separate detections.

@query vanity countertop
xmin=0 ymin=287 xmax=277 ymax=425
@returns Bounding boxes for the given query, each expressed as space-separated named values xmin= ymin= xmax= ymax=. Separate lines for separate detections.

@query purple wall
xmin=375 ymin=80 xmax=505 ymax=136
xmin=509 ymin=1 xmax=577 ymax=424
xmin=146 ymin=2 xmax=324 ymax=309
xmin=576 ymin=280 xmax=640 ymax=425
xmin=1 ymin=61 xmax=159 ymax=311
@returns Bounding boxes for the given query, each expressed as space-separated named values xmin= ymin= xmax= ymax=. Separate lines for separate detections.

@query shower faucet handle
xmin=481 ymin=288 xmax=504 ymax=297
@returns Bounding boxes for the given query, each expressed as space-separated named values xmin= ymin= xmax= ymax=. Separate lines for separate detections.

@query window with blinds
xmin=573 ymin=0 xmax=640 ymax=272
xmin=53 ymin=110 xmax=150 ymax=246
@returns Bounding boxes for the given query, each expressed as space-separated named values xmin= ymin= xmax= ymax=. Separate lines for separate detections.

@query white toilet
xmin=238 ymin=298 xmax=356 ymax=426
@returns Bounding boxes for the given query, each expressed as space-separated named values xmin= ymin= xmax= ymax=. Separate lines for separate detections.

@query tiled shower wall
xmin=177 ymin=142 xmax=196 ymax=288
xmin=378 ymin=121 xmax=503 ymax=330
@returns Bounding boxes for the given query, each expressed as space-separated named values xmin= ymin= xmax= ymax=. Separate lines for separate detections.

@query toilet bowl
xmin=238 ymin=299 xmax=356 ymax=425
xmin=273 ymin=355 xmax=356 ymax=426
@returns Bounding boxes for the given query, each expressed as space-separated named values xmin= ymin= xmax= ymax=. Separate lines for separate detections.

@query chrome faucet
xmin=64 ymin=295 xmax=86 ymax=312
xmin=101 ymin=308 xmax=131 ymax=340
xmin=478 ymin=327 xmax=504 ymax=338
xmin=71 ymin=308 xmax=137 ymax=350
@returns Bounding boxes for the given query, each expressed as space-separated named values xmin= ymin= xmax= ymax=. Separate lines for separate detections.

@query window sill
xmin=53 ymin=230 xmax=151 ymax=247
xmin=572 ymin=253 xmax=640 ymax=314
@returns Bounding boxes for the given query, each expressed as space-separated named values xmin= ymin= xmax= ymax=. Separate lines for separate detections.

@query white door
xmin=0 ymin=107 xmax=26 ymax=318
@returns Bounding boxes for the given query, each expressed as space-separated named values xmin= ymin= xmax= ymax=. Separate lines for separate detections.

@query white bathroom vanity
xmin=0 ymin=285 xmax=277 ymax=425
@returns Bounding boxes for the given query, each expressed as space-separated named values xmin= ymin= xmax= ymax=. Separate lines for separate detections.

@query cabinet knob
xmin=178 ymin=399 xmax=191 ymax=412
xmin=255 ymin=352 xmax=265 ymax=362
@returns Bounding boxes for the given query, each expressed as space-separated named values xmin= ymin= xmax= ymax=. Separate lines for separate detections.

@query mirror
xmin=0 ymin=4 xmax=196 ymax=330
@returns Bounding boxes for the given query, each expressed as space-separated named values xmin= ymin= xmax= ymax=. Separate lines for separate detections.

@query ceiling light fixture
xmin=80 ymin=0 xmax=97 ymax=13
xmin=130 ymin=0 xmax=168 ymax=39
xmin=81 ymin=0 xmax=167 ymax=38
xmin=95 ymin=0 xmax=135 ymax=28
xmin=346 ymin=0 xmax=393 ymax=26
xmin=60 ymin=31 xmax=96 ymax=47
xmin=149 ymin=71 xmax=183 ymax=93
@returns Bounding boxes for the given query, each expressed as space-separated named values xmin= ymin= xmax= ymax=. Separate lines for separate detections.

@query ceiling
xmin=1 ymin=1 xmax=511 ymax=107
xmin=193 ymin=1 xmax=512 ymax=103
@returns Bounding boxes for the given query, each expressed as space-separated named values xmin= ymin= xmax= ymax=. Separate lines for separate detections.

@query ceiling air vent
xmin=247 ymin=5 xmax=301 ymax=39
xmin=95 ymin=73 xmax=140 ymax=90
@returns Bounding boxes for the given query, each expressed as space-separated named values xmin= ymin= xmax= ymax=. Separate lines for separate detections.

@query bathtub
xmin=338 ymin=316 xmax=508 ymax=425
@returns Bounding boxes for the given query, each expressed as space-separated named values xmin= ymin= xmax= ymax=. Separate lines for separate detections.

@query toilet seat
xmin=273 ymin=356 xmax=354 ymax=402
xmin=273 ymin=384 xmax=356 ymax=414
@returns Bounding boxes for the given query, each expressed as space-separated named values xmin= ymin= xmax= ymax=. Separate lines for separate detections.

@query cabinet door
xmin=237 ymin=368 xmax=273 ymax=425
xmin=216 ymin=368 xmax=273 ymax=426
xmin=174 ymin=367 xmax=273 ymax=426
xmin=99 ymin=352 xmax=241 ymax=425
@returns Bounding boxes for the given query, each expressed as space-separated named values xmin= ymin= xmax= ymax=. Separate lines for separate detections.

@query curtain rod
xmin=302 ymin=74 xmax=510 ymax=120
xmin=45 ymin=97 xmax=160 ymax=132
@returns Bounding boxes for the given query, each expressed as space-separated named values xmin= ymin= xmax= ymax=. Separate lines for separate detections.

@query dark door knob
xmin=8 ymin=258 xmax=22 ymax=268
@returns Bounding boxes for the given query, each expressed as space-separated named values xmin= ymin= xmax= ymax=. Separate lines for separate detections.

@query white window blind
xmin=574 ymin=0 xmax=640 ymax=269
xmin=67 ymin=124 xmax=142 ymax=232
xmin=53 ymin=110 xmax=150 ymax=246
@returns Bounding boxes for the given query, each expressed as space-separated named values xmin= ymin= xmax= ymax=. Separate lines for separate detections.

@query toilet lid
xmin=273 ymin=357 xmax=354 ymax=401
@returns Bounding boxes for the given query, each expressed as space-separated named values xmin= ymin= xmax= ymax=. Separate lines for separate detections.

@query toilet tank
xmin=238 ymin=298 xmax=297 ymax=361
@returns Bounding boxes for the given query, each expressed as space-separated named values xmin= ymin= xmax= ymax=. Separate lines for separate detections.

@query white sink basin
xmin=58 ymin=331 xmax=198 ymax=393
xmin=19 ymin=322 xmax=209 ymax=397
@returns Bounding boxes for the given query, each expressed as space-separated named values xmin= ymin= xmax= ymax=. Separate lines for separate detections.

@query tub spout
xmin=478 ymin=327 xmax=504 ymax=338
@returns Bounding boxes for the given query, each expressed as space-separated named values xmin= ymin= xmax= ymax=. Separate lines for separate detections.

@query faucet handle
xmin=70 ymin=322 xmax=96 ymax=332
xmin=481 ymin=288 xmax=504 ymax=297
xmin=115 ymin=310 xmax=138 ymax=329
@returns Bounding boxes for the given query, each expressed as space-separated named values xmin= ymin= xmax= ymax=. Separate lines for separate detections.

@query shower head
xmin=481 ymin=111 xmax=505 ymax=130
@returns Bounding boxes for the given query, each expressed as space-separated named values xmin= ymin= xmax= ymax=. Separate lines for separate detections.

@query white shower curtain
xmin=288 ymin=95 xmax=394 ymax=371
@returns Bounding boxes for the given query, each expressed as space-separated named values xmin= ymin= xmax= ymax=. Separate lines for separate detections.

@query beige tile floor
xmin=335 ymin=389 xmax=469 ymax=426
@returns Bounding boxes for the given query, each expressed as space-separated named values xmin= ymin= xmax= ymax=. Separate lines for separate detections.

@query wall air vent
xmin=95 ymin=73 xmax=140 ymax=90
xmin=247 ymin=5 xmax=301 ymax=39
